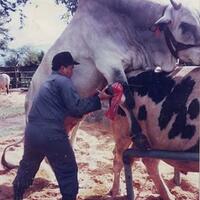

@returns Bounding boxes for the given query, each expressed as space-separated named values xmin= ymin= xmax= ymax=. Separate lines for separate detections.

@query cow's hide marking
xmin=127 ymin=67 xmax=199 ymax=142
xmin=168 ymin=105 xmax=196 ymax=139
xmin=128 ymin=71 xmax=175 ymax=104
xmin=137 ymin=105 xmax=147 ymax=120
xmin=159 ymin=76 xmax=195 ymax=131
xmin=188 ymin=98 xmax=200 ymax=120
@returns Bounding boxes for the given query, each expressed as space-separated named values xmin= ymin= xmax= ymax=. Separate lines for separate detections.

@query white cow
xmin=0 ymin=73 xmax=10 ymax=94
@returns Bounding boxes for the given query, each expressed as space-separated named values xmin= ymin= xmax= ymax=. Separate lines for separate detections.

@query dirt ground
xmin=0 ymin=91 xmax=199 ymax=200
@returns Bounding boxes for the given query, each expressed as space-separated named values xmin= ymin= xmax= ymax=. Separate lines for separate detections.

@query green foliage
xmin=0 ymin=13 xmax=12 ymax=53
xmin=4 ymin=46 xmax=44 ymax=68
xmin=5 ymin=54 xmax=18 ymax=67
xmin=55 ymin=0 xmax=78 ymax=15
xmin=17 ymin=46 xmax=44 ymax=67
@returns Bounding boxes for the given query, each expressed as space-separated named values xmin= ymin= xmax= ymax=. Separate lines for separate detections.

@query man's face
xmin=60 ymin=65 xmax=74 ymax=78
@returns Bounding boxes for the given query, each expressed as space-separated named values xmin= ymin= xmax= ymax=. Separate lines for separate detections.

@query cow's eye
xmin=179 ymin=22 xmax=196 ymax=41
xmin=180 ymin=22 xmax=190 ymax=34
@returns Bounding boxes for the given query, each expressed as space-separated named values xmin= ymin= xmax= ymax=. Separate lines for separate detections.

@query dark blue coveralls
xmin=13 ymin=71 xmax=101 ymax=200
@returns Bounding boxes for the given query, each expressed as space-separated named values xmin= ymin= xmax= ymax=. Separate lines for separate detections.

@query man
xmin=13 ymin=51 xmax=111 ymax=200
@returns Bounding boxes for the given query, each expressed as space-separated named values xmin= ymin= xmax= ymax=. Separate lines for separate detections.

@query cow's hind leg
xmin=142 ymin=158 xmax=175 ymax=200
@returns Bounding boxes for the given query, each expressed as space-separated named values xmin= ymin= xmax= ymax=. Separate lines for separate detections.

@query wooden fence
xmin=0 ymin=66 xmax=38 ymax=89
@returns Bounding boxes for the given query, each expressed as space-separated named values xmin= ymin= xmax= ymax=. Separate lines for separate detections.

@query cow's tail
xmin=1 ymin=137 xmax=24 ymax=170
xmin=2 ymin=91 xmax=30 ymax=169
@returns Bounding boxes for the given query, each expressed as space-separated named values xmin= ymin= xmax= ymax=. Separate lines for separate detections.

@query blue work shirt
xmin=28 ymin=71 xmax=101 ymax=129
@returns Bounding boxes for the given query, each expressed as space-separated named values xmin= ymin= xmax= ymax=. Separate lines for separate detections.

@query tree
xmin=19 ymin=47 xmax=44 ymax=67
xmin=4 ymin=46 xmax=44 ymax=68
xmin=0 ymin=1 xmax=27 ymax=54
xmin=4 ymin=51 xmax=19 ymax=67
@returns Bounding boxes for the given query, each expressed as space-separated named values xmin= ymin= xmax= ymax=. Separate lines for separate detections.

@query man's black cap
xmin=52 ymin=51 xmax=80 ymax=71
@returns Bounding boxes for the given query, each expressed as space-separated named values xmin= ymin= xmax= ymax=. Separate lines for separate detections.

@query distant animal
xmin=111 ymin=66 xmax=199 ymax=200
xmin=2 ymin=0 xmax=200 ymax=198
xmin=0 ymin=73 xmax=10 ymax=94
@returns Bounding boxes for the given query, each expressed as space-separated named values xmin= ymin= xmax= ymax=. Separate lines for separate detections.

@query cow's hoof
xmin=106 ymin=189 xmax=119 ymax=198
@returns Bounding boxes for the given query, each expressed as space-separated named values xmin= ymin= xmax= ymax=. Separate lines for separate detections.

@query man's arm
xmin=60 ymin=78 xmax=102 ymax=117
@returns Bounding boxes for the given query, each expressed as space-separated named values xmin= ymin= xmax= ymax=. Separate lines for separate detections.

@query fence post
xmin=0 ymin=66 xmax=37 ymax=89
xmin=14 ymin=66 xmax=17 ymax=88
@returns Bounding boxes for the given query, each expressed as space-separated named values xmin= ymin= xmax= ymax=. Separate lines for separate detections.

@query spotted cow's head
xmin=153 ymin=0 xmax=200 ymax=65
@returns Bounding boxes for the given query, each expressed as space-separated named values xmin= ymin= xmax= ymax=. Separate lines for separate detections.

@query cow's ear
xmin=154 ymin=16 xmax=171 ymax=27
xmin=150 ymin=4 xmax=173 ymax=32
xmin=151 ymin=1 xmax=182 ymax=32
xmin=150 ymin=17 xmax=171 ymax=32
xmin=150 ymin=5 xmax=173 ymax=32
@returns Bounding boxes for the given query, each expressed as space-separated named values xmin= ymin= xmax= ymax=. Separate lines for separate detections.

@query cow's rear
xmin=112 ymin=66 xmax=199 ymax=199
xmin=129 ymin=67 xmax=199 ymax=155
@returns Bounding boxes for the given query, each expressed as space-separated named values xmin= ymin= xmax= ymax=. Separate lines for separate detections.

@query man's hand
xmin=97 ymin=89 xmax=112 ymax=100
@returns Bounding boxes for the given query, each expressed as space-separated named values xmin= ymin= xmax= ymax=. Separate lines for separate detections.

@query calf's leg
xmin=109 ymin=115 xmax=131 ymax=197
xmin=109 ymin=139 xmax=131 ymax=197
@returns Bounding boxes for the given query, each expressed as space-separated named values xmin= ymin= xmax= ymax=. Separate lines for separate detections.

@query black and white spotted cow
xmin=111 ymin=66 xmax=199 ymax=200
